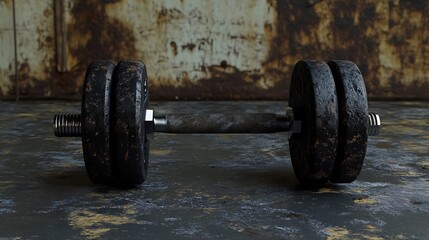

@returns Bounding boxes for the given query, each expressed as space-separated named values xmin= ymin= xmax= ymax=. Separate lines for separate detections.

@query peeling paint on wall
xmin=0 ymin=0 xmax=428 ymax=100
xmin=0 ymin=0 xmax=15 ymax=98
xmin=62 ymin=0 xmax=279 ymax=99
xmin=265 ymin=0 xmax=429 ymax=99
xmin=15 ymin=0 xmax=56 ymax=97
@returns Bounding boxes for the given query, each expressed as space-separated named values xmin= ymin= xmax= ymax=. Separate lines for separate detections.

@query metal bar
xmin=154 ymin=113 xmax=292 ymax=133
xmin=52 ymin=110 xmax=380 ymax=136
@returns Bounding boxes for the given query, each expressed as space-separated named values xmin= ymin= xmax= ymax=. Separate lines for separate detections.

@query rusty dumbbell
xmin=53 ymin=60 xmax=381 ymax=186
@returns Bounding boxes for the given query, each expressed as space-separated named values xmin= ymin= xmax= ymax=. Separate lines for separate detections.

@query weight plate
xmin=113 ymin=61 xmax=149 ymax=185
xmin=328 ymin=60 xmax=368 ymax=183
xmin=289 ymin=60 xmax=338 ymax=185
xmin=82 ymin=60 xmax=116 ymax=184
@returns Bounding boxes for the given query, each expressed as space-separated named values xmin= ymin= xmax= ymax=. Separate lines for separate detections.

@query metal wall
xmin=1 ymin=0 xmax=428 ymax=100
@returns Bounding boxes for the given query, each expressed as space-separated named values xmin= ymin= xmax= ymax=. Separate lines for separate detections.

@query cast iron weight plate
xmin=81 ymin=61 xmax=116 ymax=184
xmin=328 ymin=60 xmax=368 ymax=183
xmin=289 ymin=60 xmax=338 ymax=185
xmin=113 ymin=61 xmax=149 ymax=185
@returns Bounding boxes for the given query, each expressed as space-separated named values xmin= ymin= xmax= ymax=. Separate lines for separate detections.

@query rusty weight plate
xmin=81 ymin=61 xmax=116 ymax=184
xmin=328 ymin=60 xmax=368 ymax=183
xmin=113 ymin=61 xmax=149 ymax=185
xmin=289 ymin=60 xmax=338 ymax=185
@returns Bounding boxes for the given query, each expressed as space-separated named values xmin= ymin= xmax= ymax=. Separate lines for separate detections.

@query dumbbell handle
xmin=152 ymin=113 xmax=293 ymax=133
xmin=53 ymin=112 xmax=293 ymax=137
xmin=53 ymin=111 xmax=380 ymax=137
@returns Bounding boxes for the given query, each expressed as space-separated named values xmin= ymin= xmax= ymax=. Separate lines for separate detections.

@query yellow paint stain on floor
xmin=363 ymin=235 xmax=384 ymax=240
xmin=315 ymin=187 xmax=343 ymax=194
xmin=56 ymin=162 xmax=81 ymax=168
xmin=365 ymin=225 xmax=378 ymax=232
xmin=15 ymin=113 xmax=37 ymax=118
xmin=150 ymin=149 xmax=173 ymax=156
xmin=84 ymin=193 xmax=111 ymax=204
xmin=68 ymin=210 xmax=141 ymax=239
xmin=394 ymin=171 xmax=424 ymax=177
xmin=326 ymin=225 xmax=384 ymax=240
xmin=123 ymin=204 xmax=137 ymax=215
xmin=81 ymin=228 xmax=110 ymax=239
xmin=326 ymin=227 xmax=350 ymax=240
xmin=351 ymin=188 xmax=363 ymax=194
xmin=353 ymin=198 xmax=379 ymax=205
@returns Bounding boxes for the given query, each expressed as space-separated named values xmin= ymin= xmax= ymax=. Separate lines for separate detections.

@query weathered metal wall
xmin=0 ymin=0 xmax=428 ymax=100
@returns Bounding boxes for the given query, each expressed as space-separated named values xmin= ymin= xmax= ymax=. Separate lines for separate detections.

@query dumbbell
xmin=53 ymin=60 xmax=381 ymax=186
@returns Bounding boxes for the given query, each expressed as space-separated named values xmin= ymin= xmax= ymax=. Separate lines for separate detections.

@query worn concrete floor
xmin=0 ymin=101 xmax=428 ymax=239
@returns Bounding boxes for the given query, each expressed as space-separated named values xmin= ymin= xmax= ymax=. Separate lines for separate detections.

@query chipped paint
xmin=325 ymin=227 xmax=350 ymax=240
xmin=101 ymin=0 xmax=279 ymax=100
xmin=362 ymin=235 xmax=384 ymax=240
xmin=351 ymin=188 xmax=364 ymax=194
xmin=68 ymin=210 xmax=141 ymax=239
xmin=326 ymin=226 xmax=385 ymax=240
xmin=266 ymin=1 xmax=429 ymax=100
xmin=314 ymin=187 xmax=343 ymax=194
xmin=0 ymin=0 xmax=15 ymax=97
xmin=150 ymin=149 xmax=174 ymax=156
xmin=14 ymin=0 xmax=55 ymax=97
xmin=393 ymin=170 xmax=424 ymax=177
xmin=365 ymin=225 xmax=378 ymax=233
xmin=0 ymin=1 xmax=429 ymax=99
xmin=353 ymin=198 xmax=379 ymax=205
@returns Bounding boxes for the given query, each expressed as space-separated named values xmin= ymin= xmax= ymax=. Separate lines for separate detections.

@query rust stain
xmin=151 ymin=62 xmax=287 ymax=100
xmin=263 ymin=0 xmax=429 ymax=100
xmin=16 ymin=60 xmax=51 ymax=96
xmin=56 ymin=0 xmax=138 ymax=96
xmin=170 ymin=41 xmax=178 ymax=56
xmin=181 ymin=43 xmax=196 ymax=51
xmin=0 ymin=0 xmax=16 ymax=98
xmin=157 ymin=7 xmax=184 ymax=24
xmin=11 ymin=0 xmax=139 ymax=99
xmin=2 ymin=0 xmax=429 ymax=99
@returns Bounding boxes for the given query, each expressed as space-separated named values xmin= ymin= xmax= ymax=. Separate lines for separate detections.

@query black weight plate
xmin=328 ymin=60 xmax=368 ymax=183
xmin=289 ymin=60 xmax=338 ymax=185
xmin=113 ymin=61 xmax=149 ymax=185
xmin=81 ymin=60 xmax=116 ymax=184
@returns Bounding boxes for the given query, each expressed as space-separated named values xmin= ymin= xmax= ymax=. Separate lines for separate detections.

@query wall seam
xmin=12 ymin=0 xmax=19 ymax=101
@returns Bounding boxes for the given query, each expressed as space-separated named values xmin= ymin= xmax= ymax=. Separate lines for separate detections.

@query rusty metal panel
xmin=267 ymin=0 xmax=429 ymax=100
xmin=63 ymin=0 xmax=429 ymax=100
xmin=14 ymin=0 xmax=56 ymax=97
xmin=0 ymin=0 xmax=428 ymax=100
xmin=0 ymin=0 xmax=16 ymax=98
xmin=61 ymin=0 xmax=279 ymax=99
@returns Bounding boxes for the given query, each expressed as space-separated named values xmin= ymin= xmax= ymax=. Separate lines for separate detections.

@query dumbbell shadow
xmin=39 ymin=167 xmax=91 ymax=188
xmin=53 ymin=60 xmax=381 ymax=188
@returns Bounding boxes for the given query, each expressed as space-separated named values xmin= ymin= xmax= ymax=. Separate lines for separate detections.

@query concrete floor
xmin=0 ymin=101 xmax=428 ymax=239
